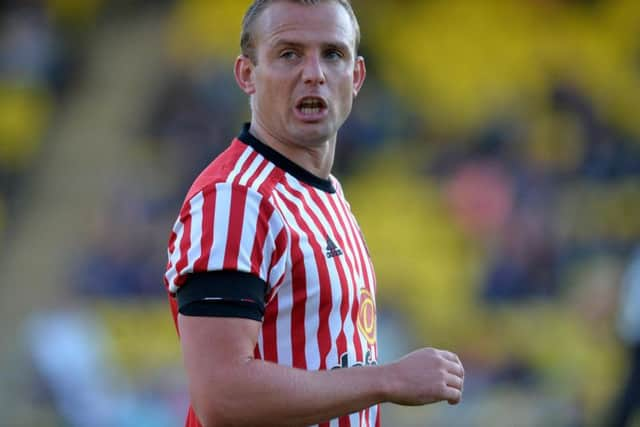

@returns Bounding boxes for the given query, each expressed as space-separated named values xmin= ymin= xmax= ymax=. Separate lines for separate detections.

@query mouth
xmin=295 ymin=96 xmax=328 ymax=119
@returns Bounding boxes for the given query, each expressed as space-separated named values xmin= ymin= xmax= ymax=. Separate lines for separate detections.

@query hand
xmin=384 ymin=347 xmax=464 ymax=406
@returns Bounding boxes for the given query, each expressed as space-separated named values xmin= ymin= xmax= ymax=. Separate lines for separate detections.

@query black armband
xmin=177 ymin=271 xmax=267 ymax=321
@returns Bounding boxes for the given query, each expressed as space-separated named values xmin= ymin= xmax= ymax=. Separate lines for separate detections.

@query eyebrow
xmin=272 ymin=39 xmax=351 ymax=52
xmin=272 ymin=39 xmax=304 ymax=49
xmin=325 ymin=42 xmax=350 ymax=52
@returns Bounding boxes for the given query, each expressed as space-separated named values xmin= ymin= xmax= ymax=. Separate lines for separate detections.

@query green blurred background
xmin=0 ymin=0 xmax=639 ymax=426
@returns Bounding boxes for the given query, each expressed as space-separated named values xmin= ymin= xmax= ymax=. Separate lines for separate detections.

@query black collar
xmin=237 ymin=123 xmax=336 ymax=194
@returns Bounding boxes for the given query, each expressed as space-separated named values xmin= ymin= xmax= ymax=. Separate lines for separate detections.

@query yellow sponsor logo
xmin=357 ymin=288 xmax=376 ymax=346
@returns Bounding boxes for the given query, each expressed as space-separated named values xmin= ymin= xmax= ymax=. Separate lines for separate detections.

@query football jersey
xmin=164 ymin=124 xmax=380 ymax=427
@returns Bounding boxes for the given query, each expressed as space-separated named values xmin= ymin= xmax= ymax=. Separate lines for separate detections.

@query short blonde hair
xmin=240 ymin=0 xmax=361 ymax=63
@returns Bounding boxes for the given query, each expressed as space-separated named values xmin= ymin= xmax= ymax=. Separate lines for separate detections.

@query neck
xmin=249 ymin=120 xmax=336 ymax=179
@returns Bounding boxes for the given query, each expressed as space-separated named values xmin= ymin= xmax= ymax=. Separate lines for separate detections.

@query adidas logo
xmin=325 ymin=235 xmax=343 ymax=258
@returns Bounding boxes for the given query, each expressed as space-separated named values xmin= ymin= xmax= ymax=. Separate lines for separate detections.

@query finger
xmin=445 ymin=373 xmax=464 ymax=391
xmin=436 ymin=350 xmax=464 ymax=380
xmin=439 ymin=350 xmax=461 ymax=365
xmin=444 ymin=387 xmax=462 ymax=405
xmin=443 ymin=359 xmax=465 ymax=378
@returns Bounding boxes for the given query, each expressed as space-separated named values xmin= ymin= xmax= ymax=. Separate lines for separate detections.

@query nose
xmin=302 ymin=53 xmax=325 ymax=85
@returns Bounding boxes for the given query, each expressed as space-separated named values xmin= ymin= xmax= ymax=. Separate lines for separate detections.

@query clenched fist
xmin=382 ymin=348 xmax=464 ymax=406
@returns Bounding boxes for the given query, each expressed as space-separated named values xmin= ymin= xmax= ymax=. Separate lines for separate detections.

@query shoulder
xmin=329 ymin=174 xmax=344 ymax=192
xmin=184 ymin=139 xmax=285 ymax=207
xmin=329 ymin=174 xmax=349 ymax=202
xmin=178 ymin=182 xmax=280 ymax=226
xmin=166 ymin=182 xmax=289 ymax=295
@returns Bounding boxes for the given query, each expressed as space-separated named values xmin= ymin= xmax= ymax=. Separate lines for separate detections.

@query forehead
xmin=253 ymin=2 xmax=356 ymax=51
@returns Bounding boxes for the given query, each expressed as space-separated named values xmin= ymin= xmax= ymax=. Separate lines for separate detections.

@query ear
xmin=352 ymin=56 xmax=367 ymax=97
xmin=234 ymin=54 xmax=256 ymax=95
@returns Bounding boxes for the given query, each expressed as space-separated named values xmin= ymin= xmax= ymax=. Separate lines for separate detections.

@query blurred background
xmin=0 ymin=0 xmax=639 ymax=426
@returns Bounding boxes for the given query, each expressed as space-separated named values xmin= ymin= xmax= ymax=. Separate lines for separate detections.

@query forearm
xmin=179 ymin=316 xmax=464 ymax=426
xmin=190 ymin=358 xmax=389 ymax=427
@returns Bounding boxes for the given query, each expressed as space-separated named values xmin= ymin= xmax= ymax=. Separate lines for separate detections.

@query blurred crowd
xmin=5 ymin=0 xmax=640 ymax=426
xmin=0 ymin=0 xmax=78 ymax=235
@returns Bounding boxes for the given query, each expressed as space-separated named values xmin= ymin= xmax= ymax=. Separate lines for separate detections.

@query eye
xmin=280 ymin=50 xmax=299 ymax=60
xmin=324 ymin=49 xmax=344 ymax=60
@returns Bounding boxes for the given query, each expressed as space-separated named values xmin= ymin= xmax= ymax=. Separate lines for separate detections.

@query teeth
xmin=301 ymin=107 xmax=321 ymax=114
xmin=300 ymin=99 xmax=323 ymax=108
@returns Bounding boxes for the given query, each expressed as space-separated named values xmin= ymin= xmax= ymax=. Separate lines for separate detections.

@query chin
xmin=290 ymin=122 xmax=334 ymax=144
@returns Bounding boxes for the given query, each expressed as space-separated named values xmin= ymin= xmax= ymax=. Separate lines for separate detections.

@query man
xmin=164 ymin=1 xmax=464 ymax=426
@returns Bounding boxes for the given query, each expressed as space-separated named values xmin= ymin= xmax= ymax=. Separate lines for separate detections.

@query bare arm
xmin=179 ymin=315 xmax=464 ymax=427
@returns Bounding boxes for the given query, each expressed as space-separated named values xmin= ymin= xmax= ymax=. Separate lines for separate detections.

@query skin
xmin=180 ymin=316 xmax=463 ymax=426
xmin=234 ymin=1 xmax=366 ymax=178
xmin=180 ymin=2 xmax=465 ymax=426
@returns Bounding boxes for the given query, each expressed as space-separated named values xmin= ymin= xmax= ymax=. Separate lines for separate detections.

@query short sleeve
xmin=164 ymin=183 xmax=289 ymax=296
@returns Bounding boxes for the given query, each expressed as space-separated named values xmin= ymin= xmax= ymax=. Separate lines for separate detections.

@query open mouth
xmin=296 ymin=96 xmax=328 ymax=116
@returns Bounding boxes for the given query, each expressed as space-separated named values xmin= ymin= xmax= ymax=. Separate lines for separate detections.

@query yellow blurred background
xmin=0 ymin=0 xmax=638 ymax=426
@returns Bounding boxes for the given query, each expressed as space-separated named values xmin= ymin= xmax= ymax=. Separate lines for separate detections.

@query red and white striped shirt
xmin=164 ymin=124 xmax=379 ymax=427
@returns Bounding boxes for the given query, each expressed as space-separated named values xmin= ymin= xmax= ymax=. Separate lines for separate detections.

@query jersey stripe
xmin=223 ymin=187 xmax=248 ymax=269
xmin=186 ymin=191 xmax=204 ymax=273
xmin=165 ymin=231 xmax=176 ymax=290
xmin=272 ymin=190 xmax=317 ymax=369
xmin=338 ymin=196 xmax=376 ymax=294
xmin=348 ymin=411 xmax=359 ymax=427
xmin=331 ymin=193 xmax=372 ymax=291
xmin=267 ymin=224 xmax=289 ymax=293
xmin=277 ymin=183 xmax=344 ymax=370
xmin=227 ymin=145 xmax=254 ymax=183
xmin=237 ymin=189 xmax=260 ymax=273
xmin=371 ymin=404 xmax=380 ymax=426
xmin=166 ymin=195 xmax=195 ymax=293
xmin=332 ymin=194 xmax=378 ymax=371
xmin=166 ymin=222 xmax=184 ymax=294
xmin=238 ymin=151 xmax=262 ymax=186
xmin=175 ymin=202 xmax=193 ymax=280
xmin=193 ymin=188 xmax=215 ymax=272
xmin=209 ymin=184 xmax=231 ymax=270
xmin=250 ymin=197 xmax=271 ymax=277
xmin=320 ymin=186 xmax=363 ymax=281
xmin=249 ymin=161 xmax=275 ymax=191
xmin=279 ymin=187 xmax=337 ymax=369
xmin=321 ymin=191 xmax=365 ymax=363
xmin=254 ymin=346 xmax=262 ymax=360
xmin=283 ymin=177 xmax=356 ymax=372
xmin=263 ymin=293 xmax=280 ymax=362
xmin=314 ymin=189 xmax=363 ymax=361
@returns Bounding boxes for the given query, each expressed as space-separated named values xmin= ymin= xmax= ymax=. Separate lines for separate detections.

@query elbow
xmin=192 ymin=406 xmax=226 ymax=427
xmin=195 ymin=414 xmax=225 ymax=427
xmin=191 ymin=391 xmax=239 ymax=427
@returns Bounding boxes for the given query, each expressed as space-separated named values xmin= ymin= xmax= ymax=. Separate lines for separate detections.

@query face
xmin=235 ymin=1 xmax=366 ymax=148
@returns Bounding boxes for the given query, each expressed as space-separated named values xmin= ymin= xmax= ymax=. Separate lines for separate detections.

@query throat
xmin=248 ymin=121 xmax=335 ymax=179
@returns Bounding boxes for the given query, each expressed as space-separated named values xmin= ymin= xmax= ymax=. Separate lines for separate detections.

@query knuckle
xmin=437 ymin=382 xmax=448 ymax=394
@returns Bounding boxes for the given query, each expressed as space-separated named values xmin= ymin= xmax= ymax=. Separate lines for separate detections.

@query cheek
xmin=260 ymin=75 xmax=293 ymax=107
xmin=336 ymin=76 xmax=355 ymax=108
